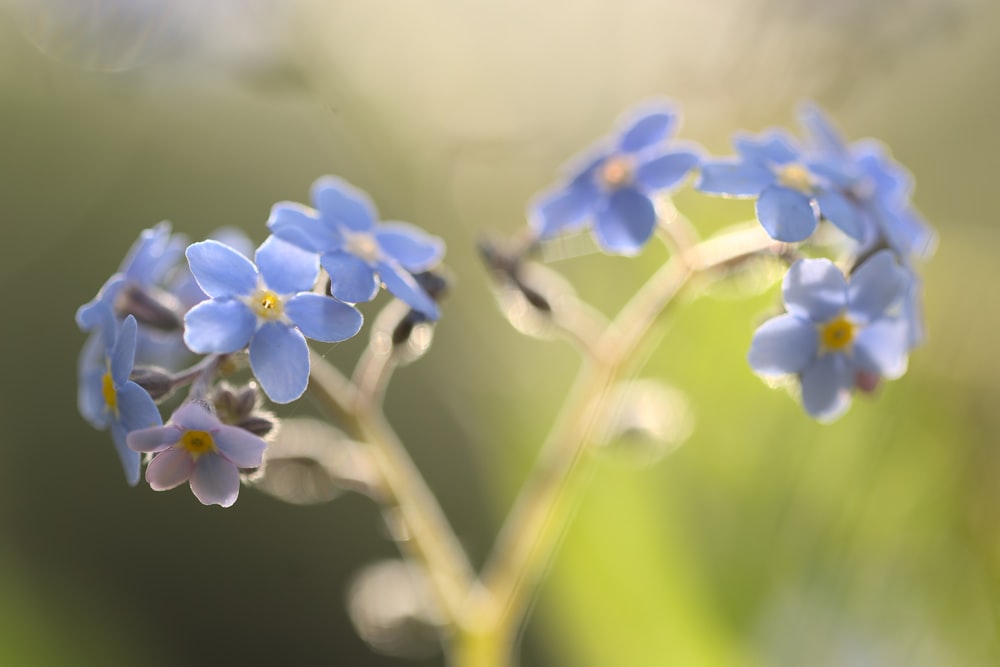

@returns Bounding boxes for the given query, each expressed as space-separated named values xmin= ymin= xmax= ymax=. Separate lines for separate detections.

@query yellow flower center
xmin=102 ymin=371 xmax=117 ymax=414
xmin=776 ymin=162 xmax=815 ymax=194
xmin=599 ymin=156 xmax=633 ymax=190
xmin=180 ymin=430 xmax=216 ymax=458
xmin=820 ymin=313 xmax=856 ymax=352
xmin=342 ymin=230 xmax=381 ymax=264
xmin=251 ymin=289 xmax=284 ymax=320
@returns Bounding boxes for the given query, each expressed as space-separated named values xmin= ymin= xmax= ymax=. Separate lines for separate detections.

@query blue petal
xmin=310 ymin=176 xmax=377 ymax=232
xmin=267 ymin=202 xmax=342 ymax=254
xmin=110 ymin=315 xmax=138 ymax=386
xmin=186 ymin=240 xmax=258 ymax=299
xmin=873 ymin=202 xmax=937 ymax=260
xmin=377 ymin=260 xmax=440 ymax=320
xmin=799 ymin=354 xmax=853 ymax=422
xmin=782 ymin=258 xmax=848 ymax=323
xmin=255 ymin=235 xmax=319 ymax=295
xmin=285 ymin=293 xmax=363 ymax=343
xmin=529 ymin=184 xmax=598 ymax=238
xmin=183 ymin=299 xmax=255 ymax=354
xmin=75 ymin=287 xmax=119 ymax=336
xmin=375 ymin=223 xmax=445 ymax=272
xmin=249 ymin=322 xmax=310 ymax=404
xmin=815 ymin=189 xmax=865 ymax=241
xmin=78 ymin=364 xmax=109 ymax=429
xmin=846 ymin=250 xmax=907 ymax=323
xmin=696 ymin=160 xmax=774 ymax=197
xmin=593 ymin=188 xmax=657 ymax=256
xmin=748 ymin=314 xmax=818 ymax=376
xmin=321 ymin=251 xmax=380 ymax=303
xmin=756 ymin=185 xmax=818 ymax=242
xmin=853 ymin=319 xmax=909 ymax=380
xmin=617 ymin=106 xmax=677 ymax=154
xmin=116 ymin=381 xmax=163 ymax=433
xmin=635 ymin=151 xmax=699 ymax=191
xmin=111 ymin=423 xmax=142 ymax=487
xmin=797 ymin=101 xmax=847 ymax=157
xmin=855 ymin=140 xmax=913 ymax=202
xmin=734 ymin=129 xmax=799 ymax=166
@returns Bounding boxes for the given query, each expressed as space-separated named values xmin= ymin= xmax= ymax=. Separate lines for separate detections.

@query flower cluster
xmin=75 ymin=177 xmax=446 ymax=505
xmin=525 ymin=100 xmax=934 ymax=420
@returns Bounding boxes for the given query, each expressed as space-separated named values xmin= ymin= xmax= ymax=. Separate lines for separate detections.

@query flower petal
xmin=146 ymin=447 xmax=196 ymax=491
xmin=377 ymin=260 xmax=440 ymax=320
xmin=185 ymin=240 xmax=258 ymax=299
xmin=255 ymin=235 xmax=319 ymax=294
xmin=696 ymin=160 xmax=774 ymax=197
xmin=618 ymin=107 xmax=676 ymax=154
xmin=782 ymin=258 xmax=848 ymax=323
xmin=109 ymin=315 xmax=138 ymax=386
xmin=249 ymin=322 xmax=310 ymax=404
xmin=799 ymin=354 xmax=853 ymax=422
xmin=78 ymin=364 xmax=108 ymax=429
xmin=285 ymin=293 xmax=363 ymax=343
xmin=528 ymin=184 xmax=598 ymax=238
xmin=267 ymin=201 xmax=341 ymax=253
xmin=374 ymin=223 xmax=444 ymax=272
xmin=797 ymin=101 xmax=848 ymax=157
xmin=748 ymin=314 xmax=818 ymax=376
xmin=847 ymin=250 xmax=908 ymax=323
xmin=635 ymin=151 xmax=699 ymax=191
xmin=116 ymin=381 xmax=162 ymax=433
xmin=756 ymin=185 xmax=818 ymax=242
xmin=311 ymin=176 xmax=377 ymax=232
xmin=592 ymin=188 xmax=656 ymax=256
xmin=111 ymin=424 xmax=142 ymax=486
xmin=815 ymin=189 xmax=865 ymax=241
xmin=128 ymin=424 xmax=182 ymax=453
xmin=734 ymin=129 xmax=799 ymax=166
xmin=183 ymin=299 xmax=255 ymax=354
xmin=213 ymin=425 xmax=267 ymax=469
xmin=321 ymin=251 xmax=380 ymax=303
xmin=853 ymin=319 xmax=909 ymax=380
xmin=190 ymin=455 xmax=241 ymax=507
xmin=171 ymin=402 xmax=222 ymax=432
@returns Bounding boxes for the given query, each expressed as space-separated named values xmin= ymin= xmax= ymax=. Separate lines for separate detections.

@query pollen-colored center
xmin=180 ymin=430 xmax=216 ymax=457
xmin=252 ymin=289 xmax=284 ymax=320
xmin=820 ymin=314 xmax=856 ymax=352
xmin=343 ymin=230 xmax=381 ymax=264
xmin=776 ymin=163 xmax=814 ymax=194
xmin=599 ymin=156 xmax=633 ymax=190
xmin=102 ymin=372 xmax=117 ymax=413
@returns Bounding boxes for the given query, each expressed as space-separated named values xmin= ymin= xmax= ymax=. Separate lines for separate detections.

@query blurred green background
xmin=2 ymin=1 xmax=999 ymax=665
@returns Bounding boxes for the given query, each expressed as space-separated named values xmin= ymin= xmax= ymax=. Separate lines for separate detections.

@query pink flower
xmin=128 ymin=402 xmax=266 ymax=507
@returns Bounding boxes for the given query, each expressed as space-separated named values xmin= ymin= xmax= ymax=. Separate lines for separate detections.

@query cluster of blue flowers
xmin=75 ymin=179 xmax=446 ymax=505
xmin=527 ymin=100 xmax=934 ymax=422
xmin=75 ymin=99 xmax=935 ymax=505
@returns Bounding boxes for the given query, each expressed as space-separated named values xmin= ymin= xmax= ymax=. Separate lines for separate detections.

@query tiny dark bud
xmin=237 ymin=415 xmax=276 ymax=437
xmin=515 ymin=280 xmax=552 ymax=313
xmin=117 ymin=284 xmax=184 ymax=332
xmin=129 ymin=367 xmax=174 ymax=401
xmin=392 ymin=315 xmax=419 ymax=347
xmin=413 ymin=271 xmax=449 ymax=301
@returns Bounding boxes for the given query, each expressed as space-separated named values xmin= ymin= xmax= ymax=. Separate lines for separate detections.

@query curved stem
xmin=475 ymin=221 xmax=785 ymax=649
xmin=307 ymin=351 xmax=475 ymax=624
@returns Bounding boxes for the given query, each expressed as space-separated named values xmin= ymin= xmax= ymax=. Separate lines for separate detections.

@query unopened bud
xmin=116 ymin=283 xmax=184 ymax=332
xmin=129 ymin=366 xmax=174 ymax=401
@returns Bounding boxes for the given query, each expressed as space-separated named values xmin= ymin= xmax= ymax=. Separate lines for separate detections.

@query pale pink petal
xmin=190 ymin=455 xmax=241 ymax=507
xmin=145 ymin=447 xmax=195 ymax=491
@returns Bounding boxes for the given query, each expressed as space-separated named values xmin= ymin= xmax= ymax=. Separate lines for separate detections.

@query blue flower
xmin=747 ymin=251 xmax=910 ymax=422
xmin=697 ymin=128 xmax=865 ymax=243
xmin=128 ymin=402 xmax=267 ymax=508
xmin=182 ymin=235 xmax=363 ymax=404
xmin=528 ymin=101 xmax=700 ymax=256
xmin=797 ymin=102 xmax=937 ymax=261
xmin=267 ymin=177 xmax=445 ymax=320
xmin=77 ymin=311 xmax=163 ymax=484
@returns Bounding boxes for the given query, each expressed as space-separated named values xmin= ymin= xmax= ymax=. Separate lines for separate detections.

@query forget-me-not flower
xmin=267 ymin=176 xmax=445 ymax=320
xmin=182 ymin=235 xmax=363 ymax=404
xmin=529 ymin=101 xmax=700 ymax=256
xmin=128 ymin=402 xmax=267 ymax=508
xmin=697 ymin=129 xmax=865 ymax=243
xmin=77 ymin=311 xmax=163 ymax=484
xmin=747 ymin=251 xmax=910 ymax=422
